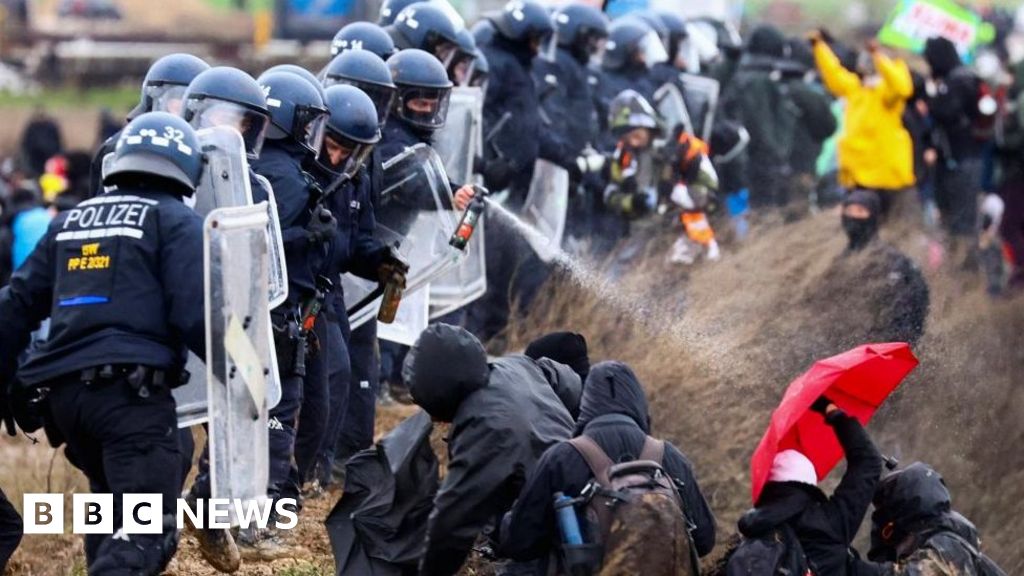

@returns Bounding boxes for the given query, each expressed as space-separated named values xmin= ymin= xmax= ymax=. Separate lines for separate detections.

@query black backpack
xmin=921 ymin=530 xmax=1007 ymax=576
xmin=726 ymin=524 xmax=813 ymax=576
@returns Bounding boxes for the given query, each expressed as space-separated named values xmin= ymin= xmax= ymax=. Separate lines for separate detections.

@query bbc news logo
xmin=23 ymin=494 xmax=298 ymax=534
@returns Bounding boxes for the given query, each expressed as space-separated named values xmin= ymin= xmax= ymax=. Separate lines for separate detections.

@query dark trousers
xmin=0 ymin=487 xmax=22 ymax=573
xmin=333 ymin=319 xmax=379 ymax=465
xmin=313 ymin=314 xmax=352 ymax=486
xmin=46 ymin=377 xmax=181 ymax=575
xmin=267 ymin=372 xmax=304 ymax=502
xmin=935 ymin=159 xmax=982 ymax=237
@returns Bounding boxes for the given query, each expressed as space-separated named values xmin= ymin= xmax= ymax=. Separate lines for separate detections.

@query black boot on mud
xmin=182 ymin=491 xmax=241 ymax=573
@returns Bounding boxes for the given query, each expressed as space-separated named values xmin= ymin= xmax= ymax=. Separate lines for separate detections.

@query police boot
xmin=182 ymin=492 xmax=240 ymax=573
xmin=237 ymin=526 xmax=309 ymax=562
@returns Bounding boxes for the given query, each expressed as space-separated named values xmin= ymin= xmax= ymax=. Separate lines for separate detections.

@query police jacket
xmin=0 ymin=186 xmax=206 ymax=387
xmin=253 ymin=140 xmax=324 ymax=301
xmin=500 ymin=361 xmax=716 ymax=569
xmin=404 ymin=325 xmax=575 ymax=576
xmin=738 ymin=411 xmax=883 ymax=576
xmin=534 ymin=47 xmax=601 ymax=162
xmin=481 ymin=34 xmax=546 ymax=194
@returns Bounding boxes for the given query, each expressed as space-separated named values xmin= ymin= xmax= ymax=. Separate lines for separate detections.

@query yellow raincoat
xmin=813 ymin=42 xmax=915 ymax=191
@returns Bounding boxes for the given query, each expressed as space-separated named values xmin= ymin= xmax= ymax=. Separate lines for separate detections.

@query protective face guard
xmin=343 ymin=143 xmax=461 ymax=331
xmin=202 ymin=204 xmax=271 ymax=512
xmin=293 ymin=104 xmax=329 ymax=156
xmin=521 ymin=159 xmax=570 ymax=263
xmin=639 ymin=31 xmax=669 ymax=68
xmin=187 ymin=98 xmax=270 ymax=159
xmin=683 ymin=23 xmax=720 ymax=72
xmin=395 ymin=86 xmax=452 ymax=130
xmin=173 ymin=127 xmax=285 ymax=427
xmin=146 ymin=84 xmax=188 ymax=115
xmin=317 ymin=130 xmax=375 ymax=180
xmin=679 ymin=73 xmax=720 ymax=142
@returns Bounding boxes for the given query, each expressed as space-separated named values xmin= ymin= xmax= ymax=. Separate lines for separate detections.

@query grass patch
xmin=275 ymin=561 xmax=332 ymax=576
xmin=0 ymin=86 xmax=138 ymax=112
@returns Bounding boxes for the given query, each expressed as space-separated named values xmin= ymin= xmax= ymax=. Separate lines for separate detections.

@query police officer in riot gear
xmin=179 ymin=65 xmax=273 ymax=571
xmin=330 ymin=21 xmax=397 ymax=60
xmin=595 ymin=18 xmax=663 ymax=143
xmin=0 ymin=112 xmax=207 ymax=575
xmin=534 ymin=3 xmax=609 ymax=239
xmin=322 ymin=49 xmax=397 ymax=130
xmin=245 ymin=71 xmax=330 ymax=559
xmin=90 ymin=53 xmax=210 ymax=195
xmin=308 ymin=85 xmax=404 ymax=485
xmin=386 ymin=2 xmax=462 ymax=63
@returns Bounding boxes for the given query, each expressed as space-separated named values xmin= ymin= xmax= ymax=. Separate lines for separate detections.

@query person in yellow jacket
xmin=811 ymin=32 xmax=915 ymax=214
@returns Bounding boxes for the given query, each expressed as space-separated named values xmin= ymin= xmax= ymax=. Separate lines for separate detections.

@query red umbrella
xmin=750 ymin=343 xmax=919 ymax=503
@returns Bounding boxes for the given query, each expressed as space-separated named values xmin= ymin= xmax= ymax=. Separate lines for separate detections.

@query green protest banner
xmin=878 ymin=0 xmax=995 ymax=55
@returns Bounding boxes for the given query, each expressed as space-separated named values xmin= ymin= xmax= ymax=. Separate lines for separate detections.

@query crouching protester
xmin=857 ymin=463 xmax=1007 ymax=576
xmin=404 ymin=324 xmax=576 ymax=576
xmin=726 ymin=398 xmax=882 ymax=576
xmin=500 ymin=361 xmax=716 ymax=576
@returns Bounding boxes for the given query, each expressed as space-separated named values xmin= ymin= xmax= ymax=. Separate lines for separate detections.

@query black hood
xmin=524 ymin=331 xmax=590 ymax=383
xmin=746 ymin=25 xmax=786 ymax=59
xmin=868 ymin=462 xmax=959 ymax=560
xmin=924 ymin=37 xmax=961 ymax=78
xmin=738 ymin=481 xmax=827 ymax=538
xmin=533 ymin=357 xmax=583 ymax=419
xmin=404 ymin=323 xmax=490 ymax=423
xmin=575 ymin=361 xmax=650 ymax=435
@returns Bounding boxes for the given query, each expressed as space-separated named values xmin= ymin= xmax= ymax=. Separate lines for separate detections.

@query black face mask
xmin=843 ymin=214 xmax=877 ymax=251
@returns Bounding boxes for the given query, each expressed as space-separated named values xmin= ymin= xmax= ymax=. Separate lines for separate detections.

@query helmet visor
xmin=318 ymin=130 xmax=374 ymax=179
xmin=187 ymin=99 xmax=269 ymax=158
xmin=147 ymin=84 xmax=189 ymax=115
xmin=684 ymin=23 xmax=720 ymax=72
xmin=639 ymin=31 xmax=669 ymax=67
xmin=323 ymin=78 xmax=396 ymax=127
xmin=295 ymin=104 xmax=329 ymax=156
xmin=395 ymin=86 xmax=451 ymax=129
xmin=447 ymin=50 xmax=478 ymax=86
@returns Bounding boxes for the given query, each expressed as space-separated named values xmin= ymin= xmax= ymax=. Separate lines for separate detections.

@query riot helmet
xmin=262 ymin=64 xmax=325 ymax=100
xmin=256 ymin=71 xmax=329 ymax=157
xmin=449 ymin=28 xmax=479 ymax=86
xmin=331 ymin=21 xmax=396 ymax=59
xmin=378 ymin=0 xmax=421 ymax=26
xmin=471 ymin=18 xmax=496 ymax=46
xmin=318 ymin=85 xmax=381 ymax=179
xmin=182 ymin=67 xmax=270 ymax=159
xmin=552 ymin=4 xmax=609 ymax=64
xmin=490 ymin=0 xmax=554 ymax=55
xmin=130 ymin=53 xmax=210 ymax=119
xmin=104 ymin=112 xmax=204 ymax=195
xmin=602 ymin=18 xmax=666 ymax=71
xmin=629 ymin=11 xmax=669 ymax=50
xmin=388 ymin=2 xmax=461 ymax=63
xmin=321 ymin=49 xmax=397 ymax=128
xmin=387 ymin=49 xmax=453 ymax=131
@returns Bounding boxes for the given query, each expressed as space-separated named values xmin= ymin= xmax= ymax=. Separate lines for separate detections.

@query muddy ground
xmin=2 ymin=199 xmax=1022 ymax=576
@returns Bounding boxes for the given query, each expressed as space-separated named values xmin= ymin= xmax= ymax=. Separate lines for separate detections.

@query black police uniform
xmin=252 ymin=139 xmax=330 ymax=504
xmin=0 ymin=186 xmax=205 ymax=574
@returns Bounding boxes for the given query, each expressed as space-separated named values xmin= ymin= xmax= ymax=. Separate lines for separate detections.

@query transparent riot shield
xmin=654 ymin=82 xmax=694 ymax=137
xmin=344 ymin=143 xmax=461 ymax=331
xmin=679 ymin=73 xmax=720 ymax=142
xmin=432 ymin=87 xmax=482 ymax=187
xmin=520 ymin=159 xmax=569 ymax=263
xmin=377 ymin=286 xmax=430 ymax=346
xmin=174 ymin=126 xmax=283 ymax=427
xmin=204 ymin=204 xmax=271 ymax=511
xmin=428 ymin=216 xmax=487 ymax=320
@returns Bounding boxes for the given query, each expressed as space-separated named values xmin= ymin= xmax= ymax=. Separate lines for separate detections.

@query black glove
xmin=810 ymin=396 xmax=833 ymax=415
xmin=305 ymin=205 xmax=337 ymax=244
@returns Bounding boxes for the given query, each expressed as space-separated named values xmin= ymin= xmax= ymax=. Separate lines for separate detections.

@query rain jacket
xmin=737 ymin=411 xmax=882 ymax=576
xmin=924 ymin=37 xmax=982 ymax=164
xmin=500 ymin=361 xmax=716 ymax=572
xmin=858 ymin=463 xmax=1007 ymax=576
xmin=813 ymin=41 xmax=915 ymax=191
xmin=404 ymin=324 xmax=575 ymax=576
